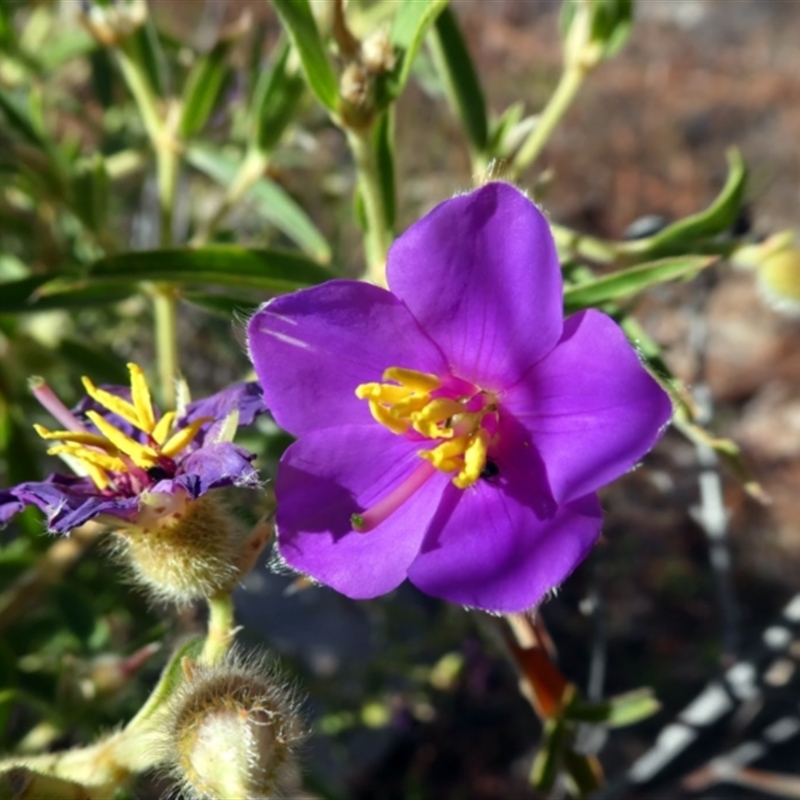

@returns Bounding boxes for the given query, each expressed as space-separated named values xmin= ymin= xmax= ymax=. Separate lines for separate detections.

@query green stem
xmin=510 ymin=65 xmax=587 ymax=179
xmin=151 ymin=283 xmax=178 ymax=409
xmin=347 ymin=128 xmax=392 ymax=285
xmin=200 ymin=591 xmax=236 ymax=666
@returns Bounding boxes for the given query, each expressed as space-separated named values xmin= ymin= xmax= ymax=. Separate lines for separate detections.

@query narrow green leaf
xmin=181 ymin=291 xmax=258 ymax=319
xmin=250 ymin=38 xmax=305 ymax=153
xmin=563 ymin=750 xmax=604 ymax=797
xmin=563 ymin=255 xmax=717 ymax=313
xmin=429 ymin=5 xmax=488 ymax=154
xmin=38 ymin=28 xmax=97 ymax=71
xmin=531 ymin=717 xmax=568 ymax=792
xmin=124 ymin=14 xmax=169 ymax=97
xmin=57 ymin=338 xmax=131 ymax=385
xmin=566 ymin=689 xmax=660 ymax=728
xmin=186 ymin=144 xmax=331 ymax=262
xmin=633 ymin=149 xmax=747 ymax=257
xmin=71 ymin=154 xmax=110 ymax=234
xmin=384 ymin=0 xmax=449 ymax=102
xmin=270 ymin=0 xmax=338 ymax=111
xmin=179 ymin=41 xmax=233 ymax=139
xmin=0 ymin=276 xmax=137 ymax=314
xmin=44 ymin=246 xmax=333 ymax=293
xmin=373 ymin=109 xmax=396 ymax=232
xmin=0 ymin=85 xmax=48 ymax=151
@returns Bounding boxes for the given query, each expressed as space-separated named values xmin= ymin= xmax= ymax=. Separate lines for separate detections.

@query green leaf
xmin=561 ymin=0 xmax=633 ymax=63
xmin=125 ymin=14 xmax=169 ymax=98
xmin=531 ymin=717 xmax=568 ymax=792
xmin=181 ymin=291 xmax=258 ymax=319
xmin=71 ymin=154 xmax=110 ymax=234
xmin=566 ymin=689 xmax=660 ymax=728
xmin=270 ymin=0 xmax=338 ymax=111
xmin=126 ymin=637 xmax=203 ymax=729
xmin=383 ymin=0 xmax=449 ymax=102
xmin=179 ymin=40 xmax=234 ymax=139
xmin=633 ymin=149 xmax=747 ymax=257
xmin=0 ymin=276 xmax=137 ymax=314
xmin=563 ymin=255 xmax=717 ymax=313
xmin=0 ymin=403 xmax=41 ymax=485
xmin=373 ymin=109 xmax=396 ymax=232
xmin=38 ymin=28 xmax=97 ymax=71
xmin=250 ymin=38 xmax=306 ymax=153
xmin=0 ymin=84 xmax=48 ymax=151
xmin=563 ymin=750 xmax=604 ymax=797
xmin=45 ymin=246 xmax=333 ymax=293
xmin=186 ymin=144 xmax=331 ymax=262
xmin=57 ymin=338 xmax=131 ymax=385
xmin=429 ymin=5 xmax=488 ymax=155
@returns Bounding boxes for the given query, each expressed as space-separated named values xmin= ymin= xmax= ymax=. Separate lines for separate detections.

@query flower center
xmin=355 ymin=366 xmax=499 ymax=490
xmin=31 ymin=363 xmax=210 ymax=492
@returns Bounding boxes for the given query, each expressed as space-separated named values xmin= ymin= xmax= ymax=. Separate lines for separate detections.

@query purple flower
xmin=0 ymin=365 xmax=266 ymax=534
xmin=247 ymin=183 xmax=672 ymax=612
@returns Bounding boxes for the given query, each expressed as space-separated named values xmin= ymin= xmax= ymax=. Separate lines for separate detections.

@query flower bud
xmin=339 ymin=63 xmax=375 ymax=130
xmin=361 ymin=29 xmax=396 ymax=75
xmin=78 ymin=0 xmax=147 ymax=47
xmin=165 ymin=653 xmax=304 ymax=800
xmin=112 ymin=492 xmax=244 ymax=606
xmin=732 ymin=231 xmax=800 ymax=316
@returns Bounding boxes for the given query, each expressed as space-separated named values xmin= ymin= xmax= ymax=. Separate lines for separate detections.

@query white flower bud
xmin=361 ymin=29 xmax=396 ymax=75
xmin=165 ymin=654 xmax=304 ymax=800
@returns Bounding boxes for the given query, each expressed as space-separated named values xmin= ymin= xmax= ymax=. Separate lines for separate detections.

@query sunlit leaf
xmin=270 ymin=0 xmax=338 ymax=111
xmin=564 ymin=255 xmax=717 ymax=313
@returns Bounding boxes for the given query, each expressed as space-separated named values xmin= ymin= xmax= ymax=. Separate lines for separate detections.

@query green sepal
xmin=565 ymin=688 xmax=660 ymax=728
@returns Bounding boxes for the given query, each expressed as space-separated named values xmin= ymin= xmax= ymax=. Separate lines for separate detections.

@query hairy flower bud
xmin=164 ymin=653 xmax=304 ymax=800
xmin=361 ymin=29 xmax=396 ymax=75
xmin=112 ymin=493 xmax=244 ymax=606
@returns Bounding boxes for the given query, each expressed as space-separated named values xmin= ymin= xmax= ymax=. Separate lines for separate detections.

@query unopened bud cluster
xmin=78 ymin=0 xmax=147 ymax=47
xmin=164 ymin=653 xmax=304 ymax=800
xmin=339 ymin=29 xmax=396 ymax=130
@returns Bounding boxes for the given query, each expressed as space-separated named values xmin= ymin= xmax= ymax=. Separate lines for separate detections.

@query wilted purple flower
xmin=247 ymin=183 xmax=672 ymax=612
xmin=0 ymin=364 xmax=266 ymax=534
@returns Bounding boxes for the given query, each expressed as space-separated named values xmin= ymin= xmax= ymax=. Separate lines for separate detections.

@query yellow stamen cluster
xmin=356 ymin=367 xmax=497 ymax=490
xmin=34 ymin=363 xmax=208 ymax=490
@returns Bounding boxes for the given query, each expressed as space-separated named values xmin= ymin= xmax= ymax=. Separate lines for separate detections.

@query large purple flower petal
xmin=408 ymin=482 xmax=602 ymax=612
xmin=247 ymin=280 xmax=448 ymax=436
xmin=387 ymin=183 xmax=563 ymax=389
xmin=503 ymin=309 xmax=672 ymax=505
xmin=275 ymin=424 xmax=450 ymax=598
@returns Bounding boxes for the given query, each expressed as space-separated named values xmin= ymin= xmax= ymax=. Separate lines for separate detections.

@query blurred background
xmin=2 ymin=1 xmax=800 ymax=798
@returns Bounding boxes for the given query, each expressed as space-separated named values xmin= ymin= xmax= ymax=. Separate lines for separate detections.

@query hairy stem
xmin=200 ymin=591 xmax=236 ymax=666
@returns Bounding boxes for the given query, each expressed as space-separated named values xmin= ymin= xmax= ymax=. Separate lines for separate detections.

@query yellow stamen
xmin=128 ymin=363 xmax=156 ymax=433
xmin=86 ymin=410 xmax=159 ymax=467
xmin=454 ymin=429 xmax=491 ymax=489
xmin=160 ymin=417 xmax=212 ymax=458
xmin=356 ymin=383 xmax=413 ymax=404
xmin=410 ymin=398 xmax=463 ymax=438
xmin=383 ymin=367 xmax=441 ymax=392
xmin=151 ymin=411 xmax=176 ymax=445
xmin=81 ymin=376 xmax=141 ymax=429
xmin=419 ymin=436 xmax=471 ymax=470
xmin=47 ymin=444 xmax=126 ymax=473
xmin=33 ymin=424 xmax=112 ymax=450
xmin=367 ymin=401 xmax=410 ymax=435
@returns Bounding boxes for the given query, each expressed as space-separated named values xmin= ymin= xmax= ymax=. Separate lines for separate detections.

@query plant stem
xmin=347 ymin=128 xmax=392 ymax=286
xmin=200 ymin=591 xmax=236 ymax=666
xmin=510 ymin=65 xmax=587 ymax=179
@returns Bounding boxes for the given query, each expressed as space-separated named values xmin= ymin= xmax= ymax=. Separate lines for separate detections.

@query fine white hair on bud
xmin=163 ymin=651 xmax=305 ymax=800
xmin=110 ymin=493 xmax=244 ymax=606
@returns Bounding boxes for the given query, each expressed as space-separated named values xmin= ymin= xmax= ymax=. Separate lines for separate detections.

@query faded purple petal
xmin=387 ymin=183 xmax=563 ymax=388
xmin=275 ymin=425 xmax=450 ymax=598
xmin=175 ymin=442 xmax=259 ymax=496
xmin=183 ymin=381 xmax=266 ymax=437
xmin=503 ymin=309 xmax=673 ymax=505
xmin=408 ymin=487 xmax=602 ymax=612
xmin=247 ymin=280 xmax=448 ymax=436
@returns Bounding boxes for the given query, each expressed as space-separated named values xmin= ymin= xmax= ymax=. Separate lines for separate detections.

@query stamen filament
xmin=351 ymin=461 xmax=436 ymax=533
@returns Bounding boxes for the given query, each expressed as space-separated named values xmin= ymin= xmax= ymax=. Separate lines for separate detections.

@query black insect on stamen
xmin=146 ymin=465 xmax=171 ymax=483
xmin=480 ymin=459 xmax=500 ymax=481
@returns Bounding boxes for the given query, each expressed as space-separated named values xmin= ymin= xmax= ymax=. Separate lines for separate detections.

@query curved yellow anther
xmin=419 ymin=436 xmax=470 ymax=469
xmin=383 ymin=367 xmax=441 ymax=392
xmin=128 ymin=363 xmax=156 ymax=433
xmin=356 ymin=383 xmax=411 ymax=404
xmin=410 ymin=398 xmax=463 ymax=438
xmin=47 ymin=443 xmax=125 ymax=473
xmin=86 ymin=410 xmax=159 ymax=467
xmin=160 ymin=417 xmax=212 ymax=458
xmin=33 ymin=424 xmax=112 ymax=450
xmin=151 ymin=411 xmax=176 ymax=445
xmin=454 ymin=429 xmax=491 ymax=489
xmin=81 ymin=376 xmax=141 ymax=429
xmin=368 ymin=401 xmax=409 ymax=434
